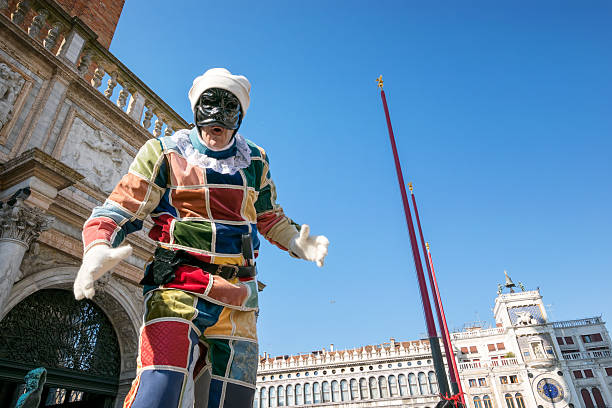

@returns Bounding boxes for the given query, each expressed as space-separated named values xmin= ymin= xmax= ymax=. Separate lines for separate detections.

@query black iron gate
xmin=0 ymin=289 xmax=121 ymax=407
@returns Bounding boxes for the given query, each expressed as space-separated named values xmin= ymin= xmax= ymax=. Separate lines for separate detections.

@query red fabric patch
xmin=206 ymin=275 xmax=248 ymax=306
xmin=256 ymin=211 xmax=283 ymax=235
xmin=149 ymin=214 xmax=173 ymax=243
xmin=168 ymin=152 xmax=205 ymax=186
xmin=140 ymin=320 xmax=191 ymax=368
xmin=208 ymin=187 xmax=244 ymax=221
xmin=165 ymin=265 xmax=211 ymax=294
xmin=83 ymin=217 xmax=118 ymax=247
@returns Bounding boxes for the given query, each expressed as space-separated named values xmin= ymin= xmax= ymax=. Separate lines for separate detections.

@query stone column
xmin=0 ymin=189 xmax=50 ymax=315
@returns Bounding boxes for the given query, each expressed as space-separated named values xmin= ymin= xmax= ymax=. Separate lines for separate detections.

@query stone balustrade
xmin=450 ymin=326 xmax=506 ymax=340
xmin=551 ymin=316 xmax=602 ymax=329
xmin=0 ymin=0 xmax=188 ymax=137
xmin=458 ymin=358 xmax=519 ymax=371
xmin=562 ymin=350 xmax=611 ymax=360
xmin=258 ymin=342 xmax=436 ymax=372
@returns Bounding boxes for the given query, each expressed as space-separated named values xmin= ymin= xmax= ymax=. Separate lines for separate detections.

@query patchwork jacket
xmin=82 ymin=127 xmax=299 ymax=310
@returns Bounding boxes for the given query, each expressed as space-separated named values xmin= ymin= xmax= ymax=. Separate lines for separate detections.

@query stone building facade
xmin=0 ymin=0 xmax=187 ymax=406
xmin=255 ymin=278 xmax=612 ymax=408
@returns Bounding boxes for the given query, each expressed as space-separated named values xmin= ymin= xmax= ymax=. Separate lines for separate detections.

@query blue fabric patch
xmin=229 ymin=341 xmax=258 ymax=385
xmin=214 ymin=223 xmax=250 ymax=254
xmin=193 ymin=298 xmax=223 ymax=333
xmin=224 ymin=382 xmax=255 ymax=408
xmin=160 ymin=135 xmax=179 ymax=152
xmin=131 ymin=369 xmax=184 ymax=408
xmin=151 ymin=189 xmax=178 ymax=217
xmin=208 ymin=378 xmax=224 ymax=408
xmin=188 ymin=328 xmax=200 ymax=369
xmin=205 ymin=168 xmax=243 ymax=186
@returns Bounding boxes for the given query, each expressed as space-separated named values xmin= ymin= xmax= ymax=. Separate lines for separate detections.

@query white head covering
xmin=188 ymin=68 xmax=251 ymax=114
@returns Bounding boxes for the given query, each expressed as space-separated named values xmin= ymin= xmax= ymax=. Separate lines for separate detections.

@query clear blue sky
xmin=111 ymin=1 xmax=612 ymax=356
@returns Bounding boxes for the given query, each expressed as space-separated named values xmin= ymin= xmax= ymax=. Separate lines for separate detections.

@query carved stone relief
xmin=0 ymin=62 xmax=25 ymax=130
xmin=59 ymin=117 xmax=133 ymax=193
xmin=19 ymin=242 xmax=79 ymax=280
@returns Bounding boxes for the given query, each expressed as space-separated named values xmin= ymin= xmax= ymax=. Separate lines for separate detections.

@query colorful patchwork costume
xmin=75 ymin=68 xmax=329 ymax=408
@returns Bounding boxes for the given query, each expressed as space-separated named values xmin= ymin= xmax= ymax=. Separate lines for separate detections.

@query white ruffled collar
xmin=170 ymin=129 xmax=251 ymax=175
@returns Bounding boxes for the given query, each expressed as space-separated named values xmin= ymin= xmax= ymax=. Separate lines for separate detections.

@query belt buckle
xmin=217 ymin=264 xmax=239 ymax=280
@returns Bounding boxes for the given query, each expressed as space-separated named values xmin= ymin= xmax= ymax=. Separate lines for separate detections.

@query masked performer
xmin=73 ymin=68 xmax=329 ymax=408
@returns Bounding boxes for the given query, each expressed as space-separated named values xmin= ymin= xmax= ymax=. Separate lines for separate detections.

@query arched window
xmin=474 ymin=396 xmax=483 ymax=408
xmin=379 ymin=376 xmax=389 ymax=398
xmin=398 ymin=374 xmax=408 ymax=396
xmin=418 ymin=372 xmax=427 ymax=395
xmin=388 ymin=375 xmax=398 ymax=397
xmin=408 ymin=373 xmax=418 ymax=395
xmin=592 ymin=388 xmax=605 ymax=408
xmin=483 ymin=395 xmax=493 ymax=408
xmin=428 ymin=371 xmax=438 ymax=394
xmin=360 ymin=378 xmax=369 ymax=399
xmin=515 ymin=393 xmax=525 ymax=408
xmin=340 ymin=379 xmax=349 ymax=401
xmin=369 ymin=377 xmax=380 ymax=399
xmin=261 ymin=387 xmax=268 ymax=408
xmin=295 ymin=384 xmax=303 ymax=406
xmin=304 ymin=383 xmax=312 ymax=405
xmin=269 ymin=386 xmax=277 ymax=408
xmin=286 ymin=385 xmax=293 ymax=406
xmin=254 ymin=390 xmax=259 ymax=408
xmin=278 ymin=386 xmax=285 ymax=407
xmin=582 ymin=389 xmax=595 ymax=408
xmin=350 ymin=379 xmax=358 ymax=400
xmin=331 ymin=380 xmax=340 ymax=402
xmin=313 ymin=382 xmax=321 ymax=404
xmin=505 ymin=393 xmax=516 ymax=408
xmin=321 ymin=381 xmax=330 ymax=402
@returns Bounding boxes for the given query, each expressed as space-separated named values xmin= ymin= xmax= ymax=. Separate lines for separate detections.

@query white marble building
xmin=256 ymin=276 xmax=612 ymax=408
xmin=0 ymin=1 xmax=187 ymax=406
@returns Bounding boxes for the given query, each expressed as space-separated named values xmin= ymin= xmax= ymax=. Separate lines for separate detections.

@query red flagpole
xmin=409 ymin=183 xmax=464 ymax=403
xmin=427 ymin=244 xmax=465 ymax=404
xmin=376 ymin=76 xmax=451 ymax=399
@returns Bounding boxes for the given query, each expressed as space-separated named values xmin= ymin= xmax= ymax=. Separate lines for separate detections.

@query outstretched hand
xmin=74 ymin=244 xmax=132 ymax=300
xmin=289 ymin=224 xmax=330 ymax=267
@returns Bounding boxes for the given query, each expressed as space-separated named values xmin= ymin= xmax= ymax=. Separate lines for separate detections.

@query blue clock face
xmin=536 ymin=378 xmax=564 ymax=403
xmin=543 ymin=383 xmax=559 ymax=398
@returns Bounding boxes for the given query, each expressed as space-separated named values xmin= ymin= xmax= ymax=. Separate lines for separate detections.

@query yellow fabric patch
xmin=231 ymin=310 xmax=258 ymax=340
xmin=212 ymin=255 xmax=244 ymax=266
xmin=145 ymin=289 xmax=196 ymax=322
xmin=203 ymin=307 xmax=233 ymax=337
xmin=243 ymin=189 xmax=257 ymax=222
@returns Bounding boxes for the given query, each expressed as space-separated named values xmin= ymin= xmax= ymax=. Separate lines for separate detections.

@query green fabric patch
xmin=254 ymin=185 xmax=273 ymax=213
xmin=145 ymin=289 xmax=196 ymax=322
xmin=129 ymin=139 xmax=163 ymax=180
xmin=173 ymin=221 xmax=213 ymax=251
xmin=243 ymin=280 xmax=259 ymax=309
xmin=206 ymin=338 xmax=232 ymax=377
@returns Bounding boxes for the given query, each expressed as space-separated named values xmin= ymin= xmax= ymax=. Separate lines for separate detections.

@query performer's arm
xmin=75 ymin=139 xmax=167 ymax=299
xmin=82 ymin=138 xmax=167 ymax=252
xmin=255 ymin=151 xmax=329 ymax=266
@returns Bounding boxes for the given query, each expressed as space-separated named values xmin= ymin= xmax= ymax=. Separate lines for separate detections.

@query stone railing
xmin=258 ymin=344 xmax=436 ymax=372
xmin=451 ymin=327 xmax=506 ymax=340
xmin=0 ymin=0 xmax=188 ymax=136
xmin=551 ymin=317 xmax=602 ymax=329
xmin=458 ymin=358 xmax=519 ymax=371
xmin=563 ymin=350 xmax=611 ymax=360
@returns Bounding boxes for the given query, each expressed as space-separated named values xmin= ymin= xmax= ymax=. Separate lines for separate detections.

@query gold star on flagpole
xmin=376 ymin=75 xmax=383 ymax=89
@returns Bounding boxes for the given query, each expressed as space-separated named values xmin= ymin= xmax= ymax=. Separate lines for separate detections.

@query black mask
xmin=195 ymin=88 xmax=242 ymax=130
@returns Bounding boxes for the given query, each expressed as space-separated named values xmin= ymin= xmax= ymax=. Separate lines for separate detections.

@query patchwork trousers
xmin=123 ymin=289 xmax=258 ymax=408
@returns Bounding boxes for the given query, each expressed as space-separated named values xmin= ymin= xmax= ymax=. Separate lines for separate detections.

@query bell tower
xmin=53 ymin=0 xmax=126 ymax=48
xmin=493 ymin=271 xmax=548 ymax=328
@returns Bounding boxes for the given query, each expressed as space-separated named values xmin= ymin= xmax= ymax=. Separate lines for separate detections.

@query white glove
xmin=74 ymin=244 xmax=132 ymax=300
xmin=289 ymin=224 xmax=329 ymax=267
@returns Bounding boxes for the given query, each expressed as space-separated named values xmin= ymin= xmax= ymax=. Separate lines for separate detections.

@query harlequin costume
xmin=74 ymin=68 xmax=329 ymax=408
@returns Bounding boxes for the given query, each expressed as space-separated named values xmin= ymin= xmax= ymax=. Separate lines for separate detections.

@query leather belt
xmin=141 ymin=247 xmax=256 ymax=286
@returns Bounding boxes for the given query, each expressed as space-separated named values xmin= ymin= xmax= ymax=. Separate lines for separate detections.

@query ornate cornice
xmin=0 ymin=148 xmax=83 ymax=192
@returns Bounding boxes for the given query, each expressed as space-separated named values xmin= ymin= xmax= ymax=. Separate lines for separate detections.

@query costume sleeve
xmin=82 ymin=138 xmax=167 ymax=253
xmin=255 ymin=150 xmax=299 ymax=251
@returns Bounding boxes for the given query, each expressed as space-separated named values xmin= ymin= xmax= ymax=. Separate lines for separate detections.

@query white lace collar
xmin=171 ymin=129 xmax=251 ymax=175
